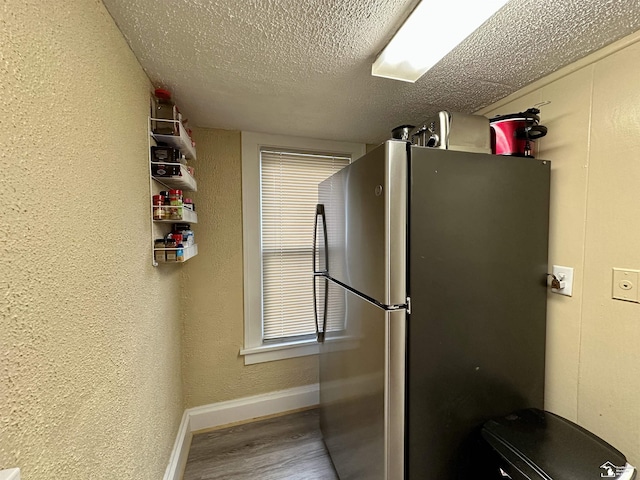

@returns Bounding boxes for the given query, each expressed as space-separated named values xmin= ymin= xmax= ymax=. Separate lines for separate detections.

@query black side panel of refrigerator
xmin=406 ymin=148 xmax=550 ymax=480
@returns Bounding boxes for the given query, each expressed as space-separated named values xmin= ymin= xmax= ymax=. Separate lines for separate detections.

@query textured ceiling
xmin=101 ymin=0 xmax=640 ymax=144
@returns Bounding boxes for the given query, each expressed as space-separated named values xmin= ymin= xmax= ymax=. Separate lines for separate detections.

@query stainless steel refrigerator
xmin=313 ymin=140 xmax=550 ymax=480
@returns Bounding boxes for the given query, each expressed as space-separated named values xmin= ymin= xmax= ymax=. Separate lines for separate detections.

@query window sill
xmin=240 ymin=338 xmax=319 ymax=365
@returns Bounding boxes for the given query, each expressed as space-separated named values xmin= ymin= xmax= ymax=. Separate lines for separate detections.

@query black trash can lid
xmin=482 ymin=409 xmax=636 ymax=480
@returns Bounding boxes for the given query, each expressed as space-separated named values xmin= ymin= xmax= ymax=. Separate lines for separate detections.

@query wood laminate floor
xmin=183 ymin=408 xmax=339 ymax=480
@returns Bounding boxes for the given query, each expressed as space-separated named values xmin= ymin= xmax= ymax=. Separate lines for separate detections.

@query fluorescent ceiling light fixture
xmin=372 ymin=0 xmax=510 ymax=83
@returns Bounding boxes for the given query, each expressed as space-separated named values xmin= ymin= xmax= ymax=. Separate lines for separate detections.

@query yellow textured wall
xmin=181 ymin=128 xmax=318 ymax=408
xmin=478 ymin=31 xmax=640 ymax=465
xmin=0 ymin=1 xmax=184 ymax=478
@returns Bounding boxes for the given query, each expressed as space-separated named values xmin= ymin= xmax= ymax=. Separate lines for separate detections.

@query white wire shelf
xmin=152 ymin=205 xmax=198 ymax=224
xmin=150 ymin=118 xmax=197 ymax=160
xmin=151 ymin=162 xmax=197 ymax=191
xmin=153 ymin=244 xmax=198 ymax=265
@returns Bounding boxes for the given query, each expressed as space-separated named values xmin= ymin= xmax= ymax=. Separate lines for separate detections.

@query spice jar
xmin=165 ymin=238 xmax=177 ymax=262
xmin=154 ymin=239 xmax=166 ymax=263
xmin=152 ymin=195 xmax=165 ymax=220
xmin=152 ymin=88 xmax=179 ymax=135
xmin=169 ymin=189 xmax=183 ymax=220
xmin=169 ymin=189 xmax=183 ymax=205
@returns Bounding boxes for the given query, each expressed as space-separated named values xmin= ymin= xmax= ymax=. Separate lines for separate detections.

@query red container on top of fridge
xmin=490 ymin=108 xmax=548 ymax=158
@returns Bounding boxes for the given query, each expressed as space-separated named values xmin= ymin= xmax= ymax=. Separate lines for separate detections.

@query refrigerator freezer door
xmin=406 ymin=147 xmax=550 ymax=479
xmin=319 ymin=278 xmax=405 ymax=480
xmin=318 ymin=141 xmax=407 ymax=307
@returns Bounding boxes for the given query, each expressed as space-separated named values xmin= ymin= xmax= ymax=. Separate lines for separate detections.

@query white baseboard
xmin=163 ymin=410 xmax=193 ymax=480
xmin=163 ymin=383 xmax=319 ymax=480
xmin=0 ymin=469 xmax=20 ymax=480
xmin=187 ymin=383 xmax=320 ymax=432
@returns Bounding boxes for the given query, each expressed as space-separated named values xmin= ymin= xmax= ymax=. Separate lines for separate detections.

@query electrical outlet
xmin=612 ymin=268 xmax=639 ymax=303
xmin=551 ymin=265 xmax=574 ymax=296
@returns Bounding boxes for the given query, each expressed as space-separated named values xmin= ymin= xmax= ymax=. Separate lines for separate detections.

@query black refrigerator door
xmin=406 ymin=147 xmax=551 ymax=480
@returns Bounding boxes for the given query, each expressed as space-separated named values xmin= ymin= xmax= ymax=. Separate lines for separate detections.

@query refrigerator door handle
xmin=313 ymin=204 xmax=328 ymax=275
xmin=313 ymin=276 xmax=328 ymax=343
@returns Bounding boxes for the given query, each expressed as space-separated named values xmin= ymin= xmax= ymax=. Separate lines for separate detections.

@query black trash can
xmin=481 ymin=408 xmax=637 ymax=479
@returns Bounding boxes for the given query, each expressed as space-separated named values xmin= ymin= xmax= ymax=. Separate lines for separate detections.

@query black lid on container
xmin=490 ymin=108 xmax=541 ymax=123
xmin=391 ymin=124 xmax=415 ymax=140
xmin=172 ymin=223 xmax=191 ymax=230
xmin=482 ymin=409 xmax=634 ymax=480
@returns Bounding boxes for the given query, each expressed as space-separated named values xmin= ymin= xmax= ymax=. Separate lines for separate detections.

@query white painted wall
xmin=478 ymin=31 xmax=640 ymax=465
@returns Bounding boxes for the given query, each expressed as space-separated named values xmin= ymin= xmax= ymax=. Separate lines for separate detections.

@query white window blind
xmin=260 ymin=149 xmax=350 ymax=340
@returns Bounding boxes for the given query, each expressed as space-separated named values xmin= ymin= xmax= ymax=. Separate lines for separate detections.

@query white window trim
xmin=240 ymin=131 xmax=366 ymax=365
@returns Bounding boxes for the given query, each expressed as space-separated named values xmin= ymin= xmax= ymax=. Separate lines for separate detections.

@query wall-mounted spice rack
xmin=148 ymin=116 xmax=198 ymax=267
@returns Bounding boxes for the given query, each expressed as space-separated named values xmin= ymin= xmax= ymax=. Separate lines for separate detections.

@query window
xmin=241 ymin=132 xmax=366 ymax=364
xmin=261 ymin=149 xmax=350 ymax=340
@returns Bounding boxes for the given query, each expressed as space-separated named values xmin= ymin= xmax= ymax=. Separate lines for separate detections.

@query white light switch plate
xmin=552 ymin=265 xmax=574 ymax=296
xmin=612 ymin=268 xmax=640 ymax=303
